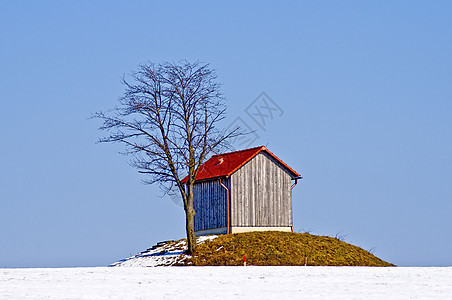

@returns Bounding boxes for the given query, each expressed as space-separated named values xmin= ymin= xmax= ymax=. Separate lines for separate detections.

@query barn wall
xmin=193 ymin=179 xmax=229 ymax=231
xmin=230 ymin=152 xmax=292 ymax=227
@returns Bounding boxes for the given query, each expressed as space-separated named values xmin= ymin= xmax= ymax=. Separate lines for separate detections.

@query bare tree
xmin=93 ymin=61 xmax=239 ymax=254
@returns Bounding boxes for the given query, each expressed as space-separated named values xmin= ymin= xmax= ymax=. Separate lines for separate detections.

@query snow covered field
xmin=1 ymin=266 xmax=452 ymax=299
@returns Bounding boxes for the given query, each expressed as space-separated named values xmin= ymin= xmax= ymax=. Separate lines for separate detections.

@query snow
xmin=109 ymin=236 xmax=218 ymax=267
xmin=196 ymin=235 xmax=218 ymax=243
xmin=1 ymin=266 xmax=452 ymax=299
xmin=5 ymin=237 xmax=449 ymax=298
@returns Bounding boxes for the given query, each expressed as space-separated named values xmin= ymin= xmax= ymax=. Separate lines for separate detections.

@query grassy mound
xmin=186 ymin=231 xmax=394 ymax=266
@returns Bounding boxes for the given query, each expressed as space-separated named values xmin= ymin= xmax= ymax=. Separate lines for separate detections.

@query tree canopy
xmin=94 ymin=61 xmax=239 ymax=253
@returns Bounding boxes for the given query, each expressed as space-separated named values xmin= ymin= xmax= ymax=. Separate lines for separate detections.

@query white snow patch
xmin=110 ymin=235 xmax=218 ymax=267
xmin=196 ymin=235 xmax=217 ymax=244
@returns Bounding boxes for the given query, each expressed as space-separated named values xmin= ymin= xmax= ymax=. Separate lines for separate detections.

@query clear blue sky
xmin=1 ymin=1 xmax=451 ymax=267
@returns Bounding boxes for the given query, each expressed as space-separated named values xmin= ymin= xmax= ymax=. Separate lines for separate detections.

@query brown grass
xmin=184 ymin=231 xmax=394 ymax=266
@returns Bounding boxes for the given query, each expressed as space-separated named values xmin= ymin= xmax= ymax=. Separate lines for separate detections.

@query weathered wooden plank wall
xmin=193 ymin=179 xmax=229 ymax=231
xmin=230 ymin=152 xmax=292 ymax=227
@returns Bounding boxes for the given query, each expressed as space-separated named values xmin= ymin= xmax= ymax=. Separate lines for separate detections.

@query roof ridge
xmin=212 ymin=146 xmax=265 ymax=157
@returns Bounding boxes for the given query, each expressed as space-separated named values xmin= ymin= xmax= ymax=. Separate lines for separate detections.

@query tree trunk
xmin=185 ymin=206 xmax=196 ymax=255
xmin=185 ymin=185 xmax=196 ymax=255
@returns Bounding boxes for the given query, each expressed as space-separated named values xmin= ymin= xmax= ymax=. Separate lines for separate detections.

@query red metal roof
xmin=181 ymin=146 xmax=301 ymax=183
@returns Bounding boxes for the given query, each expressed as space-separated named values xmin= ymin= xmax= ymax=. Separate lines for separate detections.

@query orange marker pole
xmin=304 ymin=257 xmax=307 ymax=266
xmin=244 ymin=255 xmax=247 ymax=266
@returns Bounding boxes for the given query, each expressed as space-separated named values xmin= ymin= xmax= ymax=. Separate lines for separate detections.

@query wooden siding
xmin=193 ymin=179 xmax=229 ymax=231
xmin=230 ymin=152 xmax=292 ymax=227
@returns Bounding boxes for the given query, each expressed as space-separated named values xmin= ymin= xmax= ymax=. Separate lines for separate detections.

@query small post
xmin=304 ymin=257 xmax=307 ymax=266
xmin=244 ymin=254 xmax=247 ymax=266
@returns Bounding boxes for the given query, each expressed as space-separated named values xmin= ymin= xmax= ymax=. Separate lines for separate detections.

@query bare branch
xmin=93 ymin=60 xmax=244 ymax=254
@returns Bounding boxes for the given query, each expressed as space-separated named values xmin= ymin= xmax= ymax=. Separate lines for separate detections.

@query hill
xmin=185 ymin=231 xmax=394 ymax=266
xmin=111 ymin=231 xmax=394 ymax=267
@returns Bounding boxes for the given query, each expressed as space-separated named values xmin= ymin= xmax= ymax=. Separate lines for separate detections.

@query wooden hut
xmin=183 ymin=146 xmax=302 ymax=236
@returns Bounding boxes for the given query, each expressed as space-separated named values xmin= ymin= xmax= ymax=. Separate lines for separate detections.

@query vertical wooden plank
xmin=256 ymin=154 xmax=260 ymax=225
xmin=216 ymin=180 xmax=219 ymax=228
xmin=240 ymin=167 xmax=244 ymax=226
xmin=281 ymin=160 xmax=286 ymax=225
xmin=260 ymin=153 xmax=265 ymax=226
xmin=255 ymin=154 xmax=259 ymax=225
xmin=245 ymin=165 xmax=248 ymax=226
xmin=225 ymin=178 xmax=228 ymax=228
xmin=285 ymin=169 xmax=289 ymax=226
xmin=217 ymin=181 xmax=220 ymax=228
xmin=288 ymin=172 xmax=292 ymax=226
xmin=203 ymin=182 xmax=206 ymax=230
xmin=229 ymin=175 xmax=233 ymax=226
xmin=272 ymin=163 xmax=275 ymax=227
xmin=272 ymin=155 xmax=277 ymax=226
xmin=265 ymin=153 xmax=269 ymax=225
xmin=200 ymin=182 xmax=202 ymax=230
xmin=287 ymin=170 xmax=290 ymax=225
xmin=289 ymin=173 xmax=292 ymax=226
xmin=194 ymin=183 xmax=197 ymax=231
xmin=215 ymin=180 xmax=219 ymax=228
xmin=269 ymin=155 xmax=273 ymax=226
xmin=249 ymin=155 xmax=254 ymax=226
xmin=260 ymin=154 xmax=264 ymax=225
xmin=279 ymin=168 xmax=284 ymax=226
xmin=205 ymin=181 xmax=208 ymax=229
xmin=288 ymin=171 xmax=291 ymax=226
xmin=265 ymin=153 xmax=270 ymax=226
xmin=282 ymin=169 xmax=287 ymax=226
xmin=203 ymin=182 xmax=206 ymax=229
xmin=211 ymin=181 xmax=214 ymax=228
xmin=203 ymin=182 xmax=207 ymax=230
xmin=261 ymin=153 xmax=266 ymax=226
xmin=280 ymin=169 xmax=284 ymax=226
xmin=213 ymin=180 xmax=216 ymax=228
xmin=232 ymin=172 xmax=237 ymax=226
xmin=238 ymin=167 xmax=242 ymax=226
xmin=223 ymin=179 xmax=228 ymax=227
xmin=229 ymin=174 xmax=236 ymax=226
xmin=245 ymin=163 xmax=250 ymax=226
xmin=241 ymin=163 xmax=246 ymax=226
xmin=252 ymin=154 xmax=256 ymax=226
xmin=232 ymin=172 xmax=238 ymax=226
xmin=279 ymin=165 xmax=282 ymax=226
xmin=243 ymin=159 xmax=248 ymax=226
xmin=273 ymin=156 xmax=278 ymax=226
xmin=260 ymin=153 xmax=264 ymax=226
xmin=235 ymin=172 xmax=239 ymax=227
